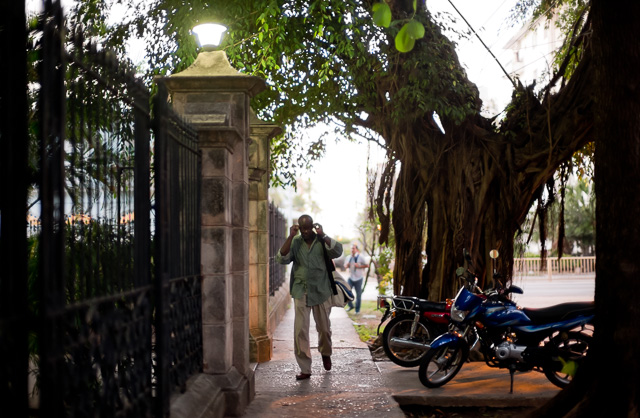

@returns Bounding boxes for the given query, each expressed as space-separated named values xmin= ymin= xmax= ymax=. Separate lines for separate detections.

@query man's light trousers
xmin=293 ymin=294 xmax=332 ymax=374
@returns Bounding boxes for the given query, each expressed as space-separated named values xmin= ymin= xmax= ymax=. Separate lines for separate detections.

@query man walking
xmin=276 ymin=214 xmax=343 ymax=380
xmin=345 ymin=244 xmax=368 ymax=314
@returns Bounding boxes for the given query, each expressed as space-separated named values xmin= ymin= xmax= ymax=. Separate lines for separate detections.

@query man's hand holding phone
xmin=313 ymin=223 xmax=325 ymax=240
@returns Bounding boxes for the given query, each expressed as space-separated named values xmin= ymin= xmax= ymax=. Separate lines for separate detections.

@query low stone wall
xmin=269 ymin=281 xmax=290 ymax=342
xmin=170 ymin=374 xmax=224 ymax=418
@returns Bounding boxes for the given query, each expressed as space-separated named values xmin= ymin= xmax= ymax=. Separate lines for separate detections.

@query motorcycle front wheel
xmin=543 ymin=331 xmax=592 ymax=388
xmin=382 ymin=314 xmax=436 ymax=367
xmin=418 ymin=341 xmax=469 ymax=388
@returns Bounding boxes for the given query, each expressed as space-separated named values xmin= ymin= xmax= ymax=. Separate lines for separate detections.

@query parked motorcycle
xmin=418 ymin=249 xmax=594 ymax=392
xmin=376 ymin=294 xmax=451 ymax=367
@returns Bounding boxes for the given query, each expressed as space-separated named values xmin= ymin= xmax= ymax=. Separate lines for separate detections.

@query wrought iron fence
xmin=4 ymin=2 xmax=204 ymax=416
xmin=0 ymin=0 xmax=30 ymax=414
xmin=36 ymin=7 xmax=155 ymax=416
xmin=153 ymin=83 xmax=202 ymax=415
xmin=269 ymin=202 xmax=286 ymax=296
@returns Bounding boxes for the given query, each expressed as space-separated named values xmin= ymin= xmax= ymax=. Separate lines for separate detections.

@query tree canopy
xmin=73 ymin=0 xmax=597 ymax=298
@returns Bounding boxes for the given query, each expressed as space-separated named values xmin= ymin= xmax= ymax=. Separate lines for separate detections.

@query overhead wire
xmin=480 ymin=0 xmax=510 ymax=31
xmin=446 ymin=0 xmax=517 ymax=88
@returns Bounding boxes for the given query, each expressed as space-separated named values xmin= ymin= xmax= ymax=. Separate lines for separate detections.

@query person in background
xmin=344 ymin=244 xmax=368 ymax=314
xmin=276 ymin=214 xmax=343 ymax=380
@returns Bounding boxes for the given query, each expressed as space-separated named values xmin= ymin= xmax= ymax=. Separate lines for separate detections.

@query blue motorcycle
xmin=418 ymin=249 xmax=594 ymax=391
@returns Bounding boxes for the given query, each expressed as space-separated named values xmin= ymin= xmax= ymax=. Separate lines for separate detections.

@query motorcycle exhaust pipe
xmin=389 ymin=337 xmax=431 ymax=350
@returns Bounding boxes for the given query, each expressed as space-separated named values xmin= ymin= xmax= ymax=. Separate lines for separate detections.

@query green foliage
xmin=352 ymin=323 xmax=376 ymax=342
xmin=376 ymin=246 xmax=394 ymax=278
xmin=26 ymin=236 xmax=40 ymax=372
xmin=28 ymin=221 xmax=138 ymax=304
xmin=372 ymin=2 xmax=391 ymax=27
xmin=372 ymin=1 xmax=425 ymax=53
xmin=522 ymin=173 xmax=595 ymax=256
xmin=563 ymin=177 xmax=595 ymax=255
xmin=395 ymin=20 xmax=425 ymax=52
xmin=377 ymin=271 xmax=393 ymax=296
xmin=66 ymin=0 xmax=477 ymax=187
xmin=509 ymin=1 xmax=590 ymax=87
xmin=572 ymin=142 xmax=594 ymax=180
xmin=375 ymin=246 xmax=394 ymax=294
xmin=346 ymin=300 xmax=383 ymax=342
xmin=26 ymin=220 xmax=148 ymax=393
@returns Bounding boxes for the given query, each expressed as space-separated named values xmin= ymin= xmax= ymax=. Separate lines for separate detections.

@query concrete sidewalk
xmin=243 ymin=306 xmax=406 ymax=417
xmin=242 ymin=280 xmax=560 ymax=417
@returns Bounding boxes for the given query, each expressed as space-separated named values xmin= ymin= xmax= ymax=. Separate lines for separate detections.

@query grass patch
xmin=346 ymin=300 xmax=385 ymax=343
xmin=352 ymin=324 xmax=377 ymax=342
xmin=347 ymin=300 xmax=380 ymax=315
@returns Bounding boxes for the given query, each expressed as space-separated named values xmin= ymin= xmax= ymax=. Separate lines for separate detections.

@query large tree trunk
xmin=372 ymin=7 xmax=594 ymax=300
xmin=391 ymin=163 xmax=427 ymax=296
xmin=535 ymin=0 xmax=640 ymax=415
xmin=384 ymin=84 xmax=592 ymax=299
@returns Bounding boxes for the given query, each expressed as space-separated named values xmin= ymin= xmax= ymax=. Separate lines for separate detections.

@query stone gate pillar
xmin=162 ymin=50 xmax=265 ymax=416
xmin=248 ymin=111 xmax=281 ymax=362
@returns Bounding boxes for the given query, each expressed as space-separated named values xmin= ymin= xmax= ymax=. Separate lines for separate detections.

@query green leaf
xmin=413 ymin=0 xmax=417 ymax=12
xmin=372 ymin=2 xmax=391 ymax=28
xmin=406 ymin=20 xmax=425 ymax=39
xmin=395 ymin=24 xmax=415 ymax=53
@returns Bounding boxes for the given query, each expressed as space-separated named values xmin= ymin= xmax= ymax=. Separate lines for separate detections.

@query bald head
xmin=298 ymin=214 xmax=315 ymax=242
xmin=298 ymin=214 xmax=313 ymax=226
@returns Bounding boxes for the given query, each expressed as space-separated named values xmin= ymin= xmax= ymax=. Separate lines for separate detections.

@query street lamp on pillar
xmin=192 ymin=23 xmax=227 ymax=51
xmin=172 ymin=23 xmax=248 ymax=79
xmin=165 ymin=21 xmax=265 ymax=125
xmin=160 ymin=19 xmax=269 ymax=397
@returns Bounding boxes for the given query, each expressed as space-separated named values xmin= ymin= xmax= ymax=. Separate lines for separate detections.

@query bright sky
xmin=275 ymin=134 xmax=387 ymax=243
xmin=277 ymin=1 xmax=522 ymax=240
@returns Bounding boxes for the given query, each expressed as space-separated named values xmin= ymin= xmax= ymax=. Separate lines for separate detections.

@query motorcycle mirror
xmin=455 ymin=266 xmax=465 ymax=277
xmin=489 ymin=249 xmax=499 ymax=259
xmin=508 ymin=285 xmax=524 ymax=294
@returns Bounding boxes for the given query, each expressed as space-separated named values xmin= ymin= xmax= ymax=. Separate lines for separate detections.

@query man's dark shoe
xmin=295 ymin=373 xmax=311 ymax=380
xmin=322 ymin=355 xmax=332 ymax=371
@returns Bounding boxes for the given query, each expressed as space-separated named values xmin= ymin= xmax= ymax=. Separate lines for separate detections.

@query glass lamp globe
xmin=192 ymin=23 xmax=228 ymax=48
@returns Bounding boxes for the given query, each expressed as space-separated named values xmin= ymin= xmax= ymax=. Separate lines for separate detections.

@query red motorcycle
xmin=377 ymin=295 xmax=452 ymax=367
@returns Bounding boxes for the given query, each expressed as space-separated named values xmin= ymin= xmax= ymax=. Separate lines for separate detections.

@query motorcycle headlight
xmin=450 ymin=306 xmax=468 ymax=322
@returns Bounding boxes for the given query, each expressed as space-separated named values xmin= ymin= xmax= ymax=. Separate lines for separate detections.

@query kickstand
xmin=508 ymin=364 xmax=516 ymax=394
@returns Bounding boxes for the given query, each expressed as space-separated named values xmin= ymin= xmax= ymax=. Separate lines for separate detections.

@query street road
xmin=363 ymin=274 xmax=595 ymax=308
xmin=510 ymin=275 xmax=595 ymax=308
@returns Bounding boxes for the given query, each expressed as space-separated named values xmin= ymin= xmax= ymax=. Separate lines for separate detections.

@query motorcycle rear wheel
xmin=418 ymin=341 xmax=469 ymax=388
xmin=543 ymin=331 xmax=592 ymax=388
xmin=382 ymin=314 xmax=437 ymax=367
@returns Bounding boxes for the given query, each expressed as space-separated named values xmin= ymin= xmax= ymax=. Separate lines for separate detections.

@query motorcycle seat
xmin=523 ymin=301 xmax=594 ymax=324
xmin=394 ymin=296 xmax=447 ymax=311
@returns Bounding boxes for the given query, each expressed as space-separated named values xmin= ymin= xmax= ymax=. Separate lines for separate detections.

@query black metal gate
xmin=269 ymin=202 xmax=286 ymax=296
xmin=0 ymin=1 xmax=203 ymax=416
